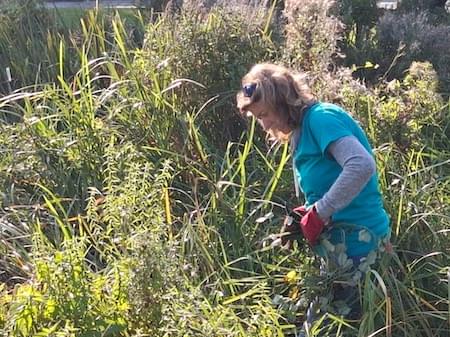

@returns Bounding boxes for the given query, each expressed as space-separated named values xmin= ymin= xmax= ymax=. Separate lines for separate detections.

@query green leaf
xmin=35 ymin=323 xmax=60 ymax=337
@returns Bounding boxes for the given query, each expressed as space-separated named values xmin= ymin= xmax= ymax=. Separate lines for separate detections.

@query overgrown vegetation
xmin=338 ymin=0 xmax=450 ymax=94
xmin=1 ymin=0 xmax=449 ymax=336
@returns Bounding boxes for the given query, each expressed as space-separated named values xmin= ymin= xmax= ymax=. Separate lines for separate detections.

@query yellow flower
xmin=284 ymin=270 xmax=297 ymax=284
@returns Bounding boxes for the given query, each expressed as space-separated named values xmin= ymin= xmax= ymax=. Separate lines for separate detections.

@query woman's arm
xmin=315 ymin=136 xmax=376 ymax=220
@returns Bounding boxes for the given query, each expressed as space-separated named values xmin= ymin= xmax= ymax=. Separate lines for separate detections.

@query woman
xmin=236 ymin=63 xmax=390 ymax=330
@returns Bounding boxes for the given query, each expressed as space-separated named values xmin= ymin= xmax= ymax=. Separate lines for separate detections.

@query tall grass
xmin=0 ymin=1 xmax=449 ymax=336
xmin=0 ymin=2 xmax=146 ymax=96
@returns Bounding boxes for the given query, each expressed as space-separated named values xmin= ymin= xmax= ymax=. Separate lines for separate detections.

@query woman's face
xmin=246 ymin=100 xmax=292 ymax=135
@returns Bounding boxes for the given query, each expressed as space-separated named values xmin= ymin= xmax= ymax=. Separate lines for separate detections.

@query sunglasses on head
xmin=242 ymin=83 xmax=257 ymax=98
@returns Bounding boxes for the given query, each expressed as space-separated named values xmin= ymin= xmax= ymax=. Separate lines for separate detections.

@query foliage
xmin=2 ymin=238 xmax=128 ymax=336
xmin=334 ymin=0 xmax=381 ymax=80
xmin=137 ymin=3 xmax=276 ymax=147
xmin=282 ymin=0 xmax=343 ymax=74
xmin=0 ymin=2 xmax=449 ymax=337
xmin=89 ymin=143 xmax=178 ymax=335
xmin=398 ymin=0 xmax=448 ymax=12
xmin=0 ymin=1 xmax=145 ymax=95
xmin=336 ymin=0 xmax=379 ymax=29
xmin=0 ymin=0 xmax=54 ymax=93
xmin=377 ymin=11 xmax=450 ymax=93
xmin=341 ymin=61 xmax=446 ymax=149
xmin=335 ymin=0 xmax=450 ymax=94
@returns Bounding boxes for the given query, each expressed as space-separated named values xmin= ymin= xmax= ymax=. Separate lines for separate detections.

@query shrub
xmin=340 ymin=61 xmax=445 ymax=150
xmin=1 ymin=238 xmax=128 ymax=337
xmin=377 ymin=11 xmax=450 ymax=93
xmin=137 ymin=3 xmax=276 ymax=147
xmin=282 ymin=0 xmax=343 ymax=73
xmin=398 ymin=0 xmax=448 ymax=12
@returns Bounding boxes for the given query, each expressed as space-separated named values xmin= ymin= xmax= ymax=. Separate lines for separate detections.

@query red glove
xmin=293 ymin=205 xmax=325 ymax=246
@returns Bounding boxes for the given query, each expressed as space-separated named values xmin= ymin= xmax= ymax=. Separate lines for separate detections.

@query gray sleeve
xmin=315 ymin=136 xmax=376 ymax=220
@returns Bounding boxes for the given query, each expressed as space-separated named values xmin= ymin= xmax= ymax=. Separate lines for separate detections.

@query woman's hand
xmin=299 ymin=205 xmax=326 ymax=245
xmin=279 ymin=205 xmax=328 ymax=249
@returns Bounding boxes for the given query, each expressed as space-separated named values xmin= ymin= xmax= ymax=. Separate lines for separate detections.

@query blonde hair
xmin=236 ymin=63 xmax=316 ymax=140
